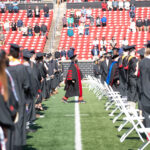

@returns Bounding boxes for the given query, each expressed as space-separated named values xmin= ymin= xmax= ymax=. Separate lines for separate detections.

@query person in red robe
xmin=62 ymin=53 xmax=85 ymax=103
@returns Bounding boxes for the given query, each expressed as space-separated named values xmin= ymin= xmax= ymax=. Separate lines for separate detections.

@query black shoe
xmin=26 ymin=128 xmax=37 ymax=133
xmin=79 ymin=100 xmax=86 ymax=104
xmin=62 ymin=99 xmax=68 ymax=103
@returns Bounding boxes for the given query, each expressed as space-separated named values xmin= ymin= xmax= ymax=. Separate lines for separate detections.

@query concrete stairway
xmin=44 ymin=2 xmax=66 ymax=54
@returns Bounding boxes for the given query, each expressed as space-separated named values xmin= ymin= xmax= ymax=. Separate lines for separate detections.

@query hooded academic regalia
xmin=106 ymin=54 xmax=119 ymax=91
xmin=64 ymin=52 xmax=83 ymax=99
xmin=7 ymin=44 xmax=30 ymax=148
xmin=125 ymin=45 xmax=139 ymax=102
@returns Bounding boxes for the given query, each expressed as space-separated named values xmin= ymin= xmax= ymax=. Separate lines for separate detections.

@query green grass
xmin=80 ymin=88 xmax=150 ymax=150
xmin=25 ymin=87 xmax=150 ymax=150
xmin=25 ymin=88 xmax=75 ymax=150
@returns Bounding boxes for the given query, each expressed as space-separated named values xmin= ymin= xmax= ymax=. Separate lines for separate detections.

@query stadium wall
xmin=62 ymin=61 xmax=94 ymax=77
xmin=5 ymin=3 xmax=53 ymax=10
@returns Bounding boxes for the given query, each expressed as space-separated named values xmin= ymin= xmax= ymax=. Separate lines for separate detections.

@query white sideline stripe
xmin=65 ymin=114 xmax=89 ymax=117
xmin=75 ymin=96 xmax=82 ymax=150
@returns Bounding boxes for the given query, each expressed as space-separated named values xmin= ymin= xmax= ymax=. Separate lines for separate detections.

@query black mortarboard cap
xmin=137 ymin=48 xmax=145 ymax=56
xmin=123 ymin=45 xmax=136 ymax=52
xmin=144 ymin=41 xmax=150 ymax=48
xmin=23 ymin=51 xmax=32 ymax=59
xmin=112 ymin=54 xmax=119 ymax=59
xmin=10 ymin=43 xmax=21 ymax=52
xmin=46 ymin=53 xmax=52 ymax=58
xmin=36 ymin=52 xmax=43 ymax=58
xmin=30 ymin=50 xmax=35 ymax=54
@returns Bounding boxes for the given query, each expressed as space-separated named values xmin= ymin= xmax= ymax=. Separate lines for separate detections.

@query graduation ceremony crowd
xmin=0 ymin=44 xmax=63 ymax=150
xmin=93 ymin=41 xmax=150 ymax=133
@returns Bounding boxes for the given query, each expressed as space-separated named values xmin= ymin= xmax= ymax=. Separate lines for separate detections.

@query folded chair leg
xmin=120 ymin=126 xmax=134 ymax=143
xmin=106 ymin=101 xmax=115 ymax=111
xmin=138 ymin=141 xmax=150 ymax=150
xmin=113 ymin=111 xmax=123 ymax=123
xmin=109 ymin=107 xmax=119 ymax=117
xmin=118 ymin=120 xmax=129 ymax=132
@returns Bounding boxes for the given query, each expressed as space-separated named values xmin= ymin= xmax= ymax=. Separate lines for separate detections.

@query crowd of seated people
xmin=91 ymin=36 xmax=129 ymax=60
xmin=0 ymin=18 xmax=47 ymax=37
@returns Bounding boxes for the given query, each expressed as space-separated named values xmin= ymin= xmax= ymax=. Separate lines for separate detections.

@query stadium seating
xmin=0 ymin=10 xmax=53 ymax=53
xmin=58 ymin=8 xmax=150 ymax=60
xmin=67 ymin=0 xmax=131 ymax=3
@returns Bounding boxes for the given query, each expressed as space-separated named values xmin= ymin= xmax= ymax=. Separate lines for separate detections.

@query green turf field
xmin=25 ymin=87 xmax=150 ymax=150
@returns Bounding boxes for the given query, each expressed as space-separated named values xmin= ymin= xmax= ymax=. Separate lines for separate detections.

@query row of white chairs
xmin=86 ymin=75 xmax=150 ymax=150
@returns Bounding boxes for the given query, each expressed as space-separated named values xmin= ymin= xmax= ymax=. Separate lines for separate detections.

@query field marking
xmin=75 ymin=97 xmax=82 ymax=150
xmin=65 ymin=114 xmax=89 ymax=117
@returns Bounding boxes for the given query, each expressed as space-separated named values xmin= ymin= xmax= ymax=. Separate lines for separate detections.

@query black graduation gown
xmin=7 ymin=64 xmax=30 ymax=146
xmin=48 ymin=60 xmax=58 ymax=89
xmin=100 ymin=59 xmax=110 ymax=84
xmin=36 ymin=62 xmax=47 ymax=104
xmin=93 ymin=64 xmax=100 ymax=78
xmin=24 ymin=64 xmax=36 ymax=123
xmin=127 ymin=57 xmax=138 ymax=102
xmin=118 ymin=56 xmax=128 ymax=96
xmin=64 ymin=63 xmax=83 ymax=98
xmin=109 ymin=62 xmax=120 ymax=91
xmin=139 ymin=58 xmax=150 ymax=127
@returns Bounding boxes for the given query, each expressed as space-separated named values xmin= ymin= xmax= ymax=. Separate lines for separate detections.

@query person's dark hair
xmin=9 ymin=49 xmax=19 ymax=58
xmin=0 ymin=50 xmax=8 ymax=102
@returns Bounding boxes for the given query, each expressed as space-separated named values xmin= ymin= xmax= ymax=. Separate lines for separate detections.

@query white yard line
xmin=75 ymin=97 xmax=82 ymax=150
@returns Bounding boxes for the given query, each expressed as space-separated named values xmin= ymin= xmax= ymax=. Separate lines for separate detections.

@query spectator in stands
xmin=96 ymin=16 xmax=101 ymax=27
xmin=70 ymin=8 xmax=75 ymax=18
xmin=100 ymin=37 xmax=107 ymax=51
xmin=129 ymin=10 xmax=135 ymax=21
xmin=27 ymin=6 xmax=33 ymax=18
xmin=17 ymin=18 xmax=23 ymax=31
xmin=34 ymin=23 xmax=41 ymax=36
xmin=78 ymin=23 xmax=84 ymax=35
xmin=43 ymin=4 xmax=49 ymax=18
xmin=67 ymin=25 xmax=74 ymax=37
xmin=61 ymin=48 xmax=66 ymax=60
xmin=74 ymin=16 xmax=80 ymax=27
xmin=143 ymin=17 xmax=150 ymax=32
xmin=130 ymin=19 xmax=136 ymax=33
xmin=67 ymin=15 xmax=74 ymax=27
xmin=8 ymin=3 xmax=13 ymax=13
xmin=86 ymin=7 xmax=92 ymax=19
xmin=112 ymin=0 xmax=118 ymax=11
xmin=110 ymin=37 xmax=117 ymax=49
xmin=62 ymin=14 xmax=67 ymax=28
xmin=0 ymin=31 xmax=5 ymax=46
xmin=80 ymin=14 xmax=86 ymax=25
xmin=41 ymin=22 xmax=47 ymax=36
xmin=76 ymin=9 xmax=81 ymax=18
xmin=85 ymin=23 xmax=89 ymax=35
xmin=81 ymin=7 xmax=86 ymax=16
xmin=93 ymin=37 xmax=99 ymax=49
xmin=131 ymin=4 xmax=135 ymax=12
xmin=4 ymin=20 xmax=10 ymax=31
xmin=101 ymin=1 xmax=107 ymax=11
xmin=107 ymin=1 xmax=113 ymax=11
xmin=91 ymin=46 xmax=99 ymax=60
xmin=22 ymin=24 xmax=28 ymax=36
xmin=118 ymin=0 xmax=124 ymax=11
xmin=120 ymin=37 xmax=128 ymax=47
xmin=124 ymin=0 xmax=130 ymax=11
xmin=11 ymin=20 xmax=17 ymax=31
xmin=34 ymin=6 xmax=40 ymax=18
xmin=28 ymin=25 xmax=33 ymax=36
xmin=0 ymin=2 xmax=6 ymax=13
xmin=0 ymin=19 xmax=3 ymax=32
xmin=13 ymin=1 xmax=19 ymax=13
xmin=136 ymin=17 xmax=143 ymax=31
xmin=101 ymin=16 xmax=107 ymax=27
xmin=90 ymin=15 xmax=94 ymax=26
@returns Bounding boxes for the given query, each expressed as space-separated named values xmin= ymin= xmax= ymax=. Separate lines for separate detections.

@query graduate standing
xmin=62 ymin=52 xmax=85 ymax=103
xmin=7 ymin=44 xmax=30 ymax=150
xmin=139 ymin=41 xmax=150 ymax=128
